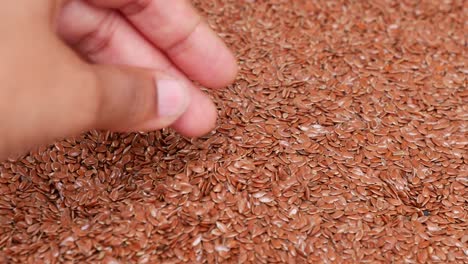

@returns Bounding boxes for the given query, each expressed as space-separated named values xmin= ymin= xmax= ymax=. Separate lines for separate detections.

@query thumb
xmin=89 ymin=64 xmax=191 ymax=131
xmin=0 ymin=50 xmax=190 ymax=159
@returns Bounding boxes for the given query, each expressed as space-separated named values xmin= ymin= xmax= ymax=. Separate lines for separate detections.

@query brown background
xmin=1 ymin=0 xmax=467 ymax=263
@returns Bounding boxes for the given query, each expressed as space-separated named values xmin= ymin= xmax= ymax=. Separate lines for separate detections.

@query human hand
xmin=0 ymin=0 xmax=237 ymax=160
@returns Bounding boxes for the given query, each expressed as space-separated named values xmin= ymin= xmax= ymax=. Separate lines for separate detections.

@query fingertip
xmin=170 ymin=88 xmax=218 ymax=137
xmin=167 ymin=22 xmax=239 ymax=90
xmin=117 ymin=72 xmax=192 ymax=132
xmin=209 ymin=46 xmax=239 ymax=89
xmin=198 ymin=25 xmax=239 ymax=89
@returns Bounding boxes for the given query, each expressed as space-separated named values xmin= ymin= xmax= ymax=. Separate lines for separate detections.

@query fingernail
xmin=156 ymin=79 xmax=189 ymax=118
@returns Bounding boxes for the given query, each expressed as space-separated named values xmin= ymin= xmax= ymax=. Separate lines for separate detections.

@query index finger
xmin=87 ymin=0 xmax=238 ymax=89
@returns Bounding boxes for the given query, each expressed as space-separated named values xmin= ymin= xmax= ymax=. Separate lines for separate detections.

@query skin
xmin=0 ymin=0 xmax=238 ymax=160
